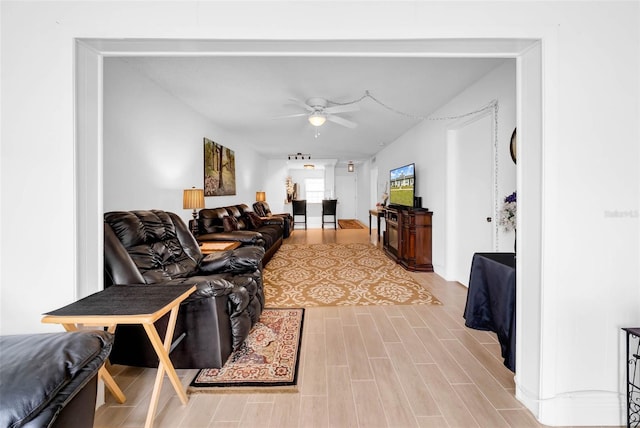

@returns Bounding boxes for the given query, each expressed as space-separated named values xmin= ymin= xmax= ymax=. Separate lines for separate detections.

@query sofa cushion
xmin=253 ymin=201 xmax=271 ymax=217
xmin=222 ymin=216 xmax=239 ymax=232
xmin=198 ymin=208 xmax=228 ymax=234
xmin=244 ymin=211 xmax=263 ymax=230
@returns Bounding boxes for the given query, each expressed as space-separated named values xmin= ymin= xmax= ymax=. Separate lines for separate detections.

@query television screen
xmin=389 ymin=163 xmax=415 ymax=207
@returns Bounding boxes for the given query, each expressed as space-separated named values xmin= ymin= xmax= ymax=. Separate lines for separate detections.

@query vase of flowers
xmin=499 ymin=191 xmax=517 ymax=251
xmin=285 ymin=176 xmax=294 ymax=202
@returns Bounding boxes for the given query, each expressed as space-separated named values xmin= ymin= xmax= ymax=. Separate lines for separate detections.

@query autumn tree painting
xmin=204 ymin=138 xmax=236 ymax=196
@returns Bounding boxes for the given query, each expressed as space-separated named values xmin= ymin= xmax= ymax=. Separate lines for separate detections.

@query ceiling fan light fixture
xmin=308 ymin=113 xmax=326 ymax=127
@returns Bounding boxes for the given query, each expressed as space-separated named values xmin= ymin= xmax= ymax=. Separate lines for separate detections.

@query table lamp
xmin=183 ymin=187 xmax=205 ymax=235
xmin=256 ymin=191 xmax=266 ymax=202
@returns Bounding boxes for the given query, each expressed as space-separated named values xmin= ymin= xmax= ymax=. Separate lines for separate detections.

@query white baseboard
xmin=517 ymin=385 xmax=625 ymax=426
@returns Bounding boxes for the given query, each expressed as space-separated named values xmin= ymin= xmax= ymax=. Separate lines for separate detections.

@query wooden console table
xmin=369 ymin=208 xmax=385 ymax=241
xmin=42 ymin=284 xmax=196 ymax=428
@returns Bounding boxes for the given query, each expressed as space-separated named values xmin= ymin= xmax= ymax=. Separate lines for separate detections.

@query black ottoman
xmin=0 ymin=331 xmax=113 ymax=428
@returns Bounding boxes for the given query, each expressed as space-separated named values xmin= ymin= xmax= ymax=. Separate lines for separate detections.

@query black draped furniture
xmin=253 ymin=200 xmax=293 ymax=238
xmin=104 ymin=210 xmax=265 ymax=369
xmin=194 ymin=204 xmax=285 ymax=265
xmin=0 ymin=331 xmax=113 ymax=428
xmin=463 ymin=252 xmax=516 ymax=372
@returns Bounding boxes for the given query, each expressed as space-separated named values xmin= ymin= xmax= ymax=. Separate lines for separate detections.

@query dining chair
xmin=292 ymin=199 xmax=307 ymax=230
xmin=321 ymin=199 xmax=338 ymax=229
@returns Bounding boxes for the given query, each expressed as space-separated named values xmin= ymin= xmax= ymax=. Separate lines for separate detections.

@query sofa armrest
xmin=197 ymin=246 xmax=265 ymax=274
xmin=0 ymin=331 xmax=113 ymax=428
xmin=197 ymin=230 xmax=261 ymax=244
xmin=260 ymin=216 xmax=284 ymax=226
xmin=198 ymin=251 xmax=234 ymax=273
xmin=229 ymin=246 xmax=265 ymax=271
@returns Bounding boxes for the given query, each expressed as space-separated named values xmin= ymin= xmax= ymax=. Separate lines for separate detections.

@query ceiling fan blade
xmin=273 ymin=113 xmax=308 ymax=119
xmin=287 ymin=98 xmax=314 ymax=112
xmin=327 ymin=114 xmax=358 ymax=129
xmin=324 ymin=104 xmax=360 ymax=114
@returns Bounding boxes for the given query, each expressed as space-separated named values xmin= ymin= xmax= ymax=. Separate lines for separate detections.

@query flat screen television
xmin=389 ymin=163 xmax=416 ymax=207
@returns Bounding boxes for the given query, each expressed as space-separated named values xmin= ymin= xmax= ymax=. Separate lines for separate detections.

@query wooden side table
xmin=42 ymin=284 xmax=196 ymax=428
xmin=369 ymin=208 xmax=385 ymax=241
xmin=200 ymin=241 xmax=241 ymax=254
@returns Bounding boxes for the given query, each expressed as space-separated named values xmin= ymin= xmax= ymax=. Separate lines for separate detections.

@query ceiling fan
xmin=278 ymin=97 xmax=360 ymax=129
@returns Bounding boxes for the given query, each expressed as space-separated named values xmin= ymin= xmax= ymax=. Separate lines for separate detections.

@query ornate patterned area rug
xmin=264 ymin=243 xmax=441 ymax=307
xmin=188 ymin=308 xmax=304 ymax=393
xmin=337 ymin=219 xmax=366 ymax=229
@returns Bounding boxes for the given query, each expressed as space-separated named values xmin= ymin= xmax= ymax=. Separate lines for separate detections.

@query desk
xmin=42 ymin=284 xmax=196 ymax=428
xmin=369 ymin=208 xmax=385 ymax=241
xmin=463 ymin=253 xmax=516 ymax=372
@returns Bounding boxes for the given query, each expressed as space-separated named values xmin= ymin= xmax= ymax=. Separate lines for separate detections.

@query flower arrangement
xmin=499 ymin=191 xmax=517 ymax=231
xmin=285 ymin=176 xmax=294 ymax=202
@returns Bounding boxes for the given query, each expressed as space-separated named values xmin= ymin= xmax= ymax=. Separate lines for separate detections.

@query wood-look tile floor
xmin=94 ymin=229 xmax=619 ymax=428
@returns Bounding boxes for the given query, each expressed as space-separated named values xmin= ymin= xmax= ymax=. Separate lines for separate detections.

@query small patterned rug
xmin=188 ymin=308 xmax=304 ymax=393
xmin=264 ymin=243 xmax=441 ymax=307
xmin=338 ymin=219 xmax=366 ymax=229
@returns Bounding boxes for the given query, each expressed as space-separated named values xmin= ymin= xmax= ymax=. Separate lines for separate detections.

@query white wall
xmin=104 ymin=58 xmax=266 ymax=227
xmin=1 ymin=2 xmax=638 ymax=426
xmin=375 ymin=60 xmax=516 ymax=274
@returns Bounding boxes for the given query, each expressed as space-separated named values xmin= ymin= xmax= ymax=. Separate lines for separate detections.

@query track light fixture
xmin=287 ymin=152 xmax=311 ymax=160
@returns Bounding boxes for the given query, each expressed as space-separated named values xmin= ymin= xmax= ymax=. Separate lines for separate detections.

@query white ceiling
xmin=115 ymin=55 xmax=506 ymax=166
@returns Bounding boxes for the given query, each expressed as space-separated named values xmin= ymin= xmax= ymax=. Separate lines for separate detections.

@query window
xmin=305 ymin=178 xmax=325 ymax=203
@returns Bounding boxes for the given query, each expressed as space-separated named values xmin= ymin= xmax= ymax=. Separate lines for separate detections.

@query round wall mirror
xmin=510 ymin=128 xmax=517 ymax=164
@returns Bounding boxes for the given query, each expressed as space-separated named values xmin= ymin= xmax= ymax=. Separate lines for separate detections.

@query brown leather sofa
xmin=104 ymin=210 xmax=264 ymax=369
xmin=195 ymin=204 xmax=285 ymax=265
xmin=253 ymin=200 xmax=293 ymax=238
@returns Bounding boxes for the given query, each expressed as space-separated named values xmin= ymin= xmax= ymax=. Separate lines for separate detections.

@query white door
xmin=448 ymin=113 xmax=494 ymax=286
xmin=335 ymin=174 xmax=357 ymax=219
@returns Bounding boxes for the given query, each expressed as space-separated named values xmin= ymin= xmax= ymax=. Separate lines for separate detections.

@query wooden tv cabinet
xmin=383 ymin=206 xmax=433 ymax=272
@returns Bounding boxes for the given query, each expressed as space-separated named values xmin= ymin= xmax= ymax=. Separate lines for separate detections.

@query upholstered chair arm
xmin=197 ymin=251 xmax=234 ymax=274
xmin=197 ymin=230 xmax=262 ymax=245
xmin=260 ymin=216 xmax=284 ymax=226
xmin=197 ymin=246 xmax=265 ymax=274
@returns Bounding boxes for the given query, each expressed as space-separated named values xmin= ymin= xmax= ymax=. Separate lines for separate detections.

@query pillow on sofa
xmin=222 ymin=215 xmax=239 ymax=232
xmin=244 ymin=212 xmax=263 ymax=230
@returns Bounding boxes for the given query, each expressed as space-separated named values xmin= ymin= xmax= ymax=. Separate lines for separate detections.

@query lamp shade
xmin=308 ymin=113 xmax=326 ymax=127
xmin=183 ymin=188 xmax=205 ymax=210
xmin=256 ymin=191 xmax=266 ymax=202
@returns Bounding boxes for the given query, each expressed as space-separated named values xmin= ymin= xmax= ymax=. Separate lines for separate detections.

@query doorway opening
xmin=76 ymin=37 xmax=544 ymax=418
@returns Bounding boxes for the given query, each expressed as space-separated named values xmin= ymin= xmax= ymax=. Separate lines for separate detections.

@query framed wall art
xmin=204 ymin=138 xmax=236 ymax=196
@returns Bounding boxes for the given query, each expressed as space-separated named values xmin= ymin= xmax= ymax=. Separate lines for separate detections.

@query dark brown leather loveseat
xmin=104 ymin=210 xmax=264 ymax=369
xmin=195 ymin=204 xmax=285 ymax=265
